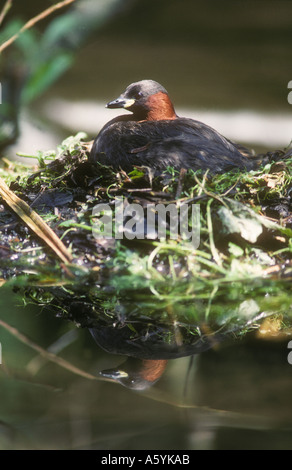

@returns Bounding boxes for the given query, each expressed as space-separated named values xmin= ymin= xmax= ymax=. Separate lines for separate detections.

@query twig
xmin=0 ymin=0 xmax=12 ymax=27
xmin=0 ymin=318 xmax=97 ymax=381
xmin=175 ymin=168 xmax=187 ymax=199
xmin=206 ymin=198 xmax=222 ymax=267
xmin=0 ymin=176 xmax=72 ymax=264
xmin=0 ymin=0 xmax=76 ymax=54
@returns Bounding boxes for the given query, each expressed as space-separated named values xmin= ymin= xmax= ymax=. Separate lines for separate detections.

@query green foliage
xmin=22 ymin=53 xmax=74 ymax=103
xmin=0 ymin=15 xmax=75 ymax=104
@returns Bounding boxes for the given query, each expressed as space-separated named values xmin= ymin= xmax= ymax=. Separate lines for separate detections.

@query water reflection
xmin=1 ymin=283 xmax=292 ymax=450
xmin=89 ymin=319 xmax=235 ymax=390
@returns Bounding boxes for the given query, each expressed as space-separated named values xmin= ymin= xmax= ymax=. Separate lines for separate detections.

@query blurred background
xmin=0 ymin=0 xmax=292 ymax=450
xmin=1 ymin=0 xmax=292 ymax=158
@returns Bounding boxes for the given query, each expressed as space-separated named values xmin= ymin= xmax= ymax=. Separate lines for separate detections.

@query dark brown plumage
xmin=90 ymin=79 xmax=253 ymax=174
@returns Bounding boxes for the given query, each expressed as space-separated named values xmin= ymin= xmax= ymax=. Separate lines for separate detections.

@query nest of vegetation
xmin=0 ymin=133 xmax=292 ymax=357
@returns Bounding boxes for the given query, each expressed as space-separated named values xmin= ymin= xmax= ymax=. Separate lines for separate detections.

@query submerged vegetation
xmin=0 ymin=133 xmax=292 ymax=358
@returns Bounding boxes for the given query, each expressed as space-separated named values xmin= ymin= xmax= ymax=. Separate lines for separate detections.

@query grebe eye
xmin=133 ymin=91 xmax=143 ymax=99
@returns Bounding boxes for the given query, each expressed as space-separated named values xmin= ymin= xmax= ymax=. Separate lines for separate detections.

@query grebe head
xmin=106 ymin=80 xmax=177 ymax=121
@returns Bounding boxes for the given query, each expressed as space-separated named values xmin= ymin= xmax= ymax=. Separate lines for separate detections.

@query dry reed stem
xmin=0 ymin=0 xmax=76 ymax=54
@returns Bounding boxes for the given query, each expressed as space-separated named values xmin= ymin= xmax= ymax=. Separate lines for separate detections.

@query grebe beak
xmin=106 ymin=97 xmax=135 ymax=109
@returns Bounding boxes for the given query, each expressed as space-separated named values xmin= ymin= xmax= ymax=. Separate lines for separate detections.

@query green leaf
xmin=218 ymin=198 xmax=292 ymax=243
xmin=228 ymin=242 xmax=244 ymax=257
xmin=21 ymin=53 xmax=74 ymax=103
xmin=218 ymin=201 xmax=264 ymax=243
xmin=0 ymin=19 xmax=23 ymax=44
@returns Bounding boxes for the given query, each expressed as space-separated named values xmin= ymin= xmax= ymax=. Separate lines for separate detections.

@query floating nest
xmin=0 ymin=133 xmax=292 ymax=386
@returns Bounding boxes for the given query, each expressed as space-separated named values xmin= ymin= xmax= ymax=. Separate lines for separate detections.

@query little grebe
xmin=90 ymin=79 xmax=253 ymax=174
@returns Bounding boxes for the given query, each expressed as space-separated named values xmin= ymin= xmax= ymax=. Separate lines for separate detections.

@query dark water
xmin=1 ymin=285 xmax=292 ymax=450
xmin=1 ymin=0 xmax=292 ymax=451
